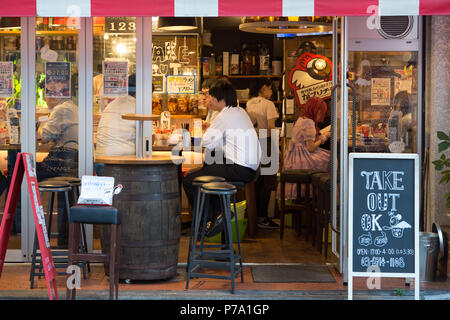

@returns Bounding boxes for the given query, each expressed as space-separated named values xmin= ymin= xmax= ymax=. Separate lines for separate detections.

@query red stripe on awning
xmin=315 ymin=0 xmax=379 ymax=16
xmin=0 ymin=0 xmax=35 ymax=16
xmin=91 ymin=0 xmax=174 ymax=17
xmin=420 ymin=0 xmax=450 ymax=15
xmin=218 ymin=0 xmax=283 ymax=17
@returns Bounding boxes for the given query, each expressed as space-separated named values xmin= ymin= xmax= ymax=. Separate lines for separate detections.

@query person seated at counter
xmin=279 ymin=97 xmax=330 ymax=200
xmin=182 ymin=80 xmax=261 ymax=237
xmin=36 ymin=96 xmax=79 ymax=247
xmin=95 ymin=74 xmax=137 ymax=176
xmin=201 ymin=78 xmax=219 ymax=124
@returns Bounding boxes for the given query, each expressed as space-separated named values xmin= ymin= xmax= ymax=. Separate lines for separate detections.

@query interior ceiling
xmin=203 ymin=17 xmax=242 ymax=31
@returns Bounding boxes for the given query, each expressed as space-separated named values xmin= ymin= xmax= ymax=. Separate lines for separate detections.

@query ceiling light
xmin=158 ymin=17 xmax=198 ymax=31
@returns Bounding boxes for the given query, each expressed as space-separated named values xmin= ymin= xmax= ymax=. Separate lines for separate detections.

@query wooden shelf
xmin=204 ymin=75 xmax=282 ymax=79
xmin=239 ymin=99 xmax=282 ymax=104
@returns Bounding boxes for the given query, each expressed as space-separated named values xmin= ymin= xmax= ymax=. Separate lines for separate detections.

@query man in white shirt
xmin=183 ymin=80 xmax=261 ymax=237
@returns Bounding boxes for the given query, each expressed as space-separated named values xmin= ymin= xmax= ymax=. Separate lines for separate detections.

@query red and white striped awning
xmin=1 ymin=0 xmax=449 ymax=17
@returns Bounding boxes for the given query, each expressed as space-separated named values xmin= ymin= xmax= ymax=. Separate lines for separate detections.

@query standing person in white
xmin=183 ymin=80 xmax=261 ymax=236
xmin=246 ymin=77 xmax=280 ymax=229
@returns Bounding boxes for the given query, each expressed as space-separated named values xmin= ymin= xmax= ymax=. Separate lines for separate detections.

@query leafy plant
xmin=432 ymin=131 xmax=450 ymax=208
xmin=393 ymin=288 xmax=405 ymax=296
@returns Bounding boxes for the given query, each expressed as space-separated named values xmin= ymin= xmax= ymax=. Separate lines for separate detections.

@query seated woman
xmin=281 ymin=97 xmax=331 ymax=200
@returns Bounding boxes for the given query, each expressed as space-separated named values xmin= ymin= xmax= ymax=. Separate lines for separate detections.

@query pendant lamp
xmin=158 ymin=17 xmax=198 ymax=31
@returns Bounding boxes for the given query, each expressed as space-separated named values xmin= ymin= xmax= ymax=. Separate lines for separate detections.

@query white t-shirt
xmin=245 ymin=97 xmax=279 ymax=130
xmin=202 ymin=106 xmax=261 ymax=171
xmin=96 ymin=96 xmax=136 ymax=157
xmin=205 ymin=109 xmax=220 ymax=123
xmin=40 ymin=100 xmax=78 ymax=149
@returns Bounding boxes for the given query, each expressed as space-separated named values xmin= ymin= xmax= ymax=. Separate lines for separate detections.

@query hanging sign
xmin=0 ymin=153 xmax=58 ymax=300
xmin=103 ymin=60 xmax=128 ymax=97
xmin=166 ymin=75 xmax=196 ymax=94
xmin=348 ymin=153 xmax=420 ymax=300
xmin=0 ymin=62 xmax=13 ymax=98
xmin=288 ymin=52 xmax=332 ymax=106
xmin=45 ymin=62 xmax=71 ymax=98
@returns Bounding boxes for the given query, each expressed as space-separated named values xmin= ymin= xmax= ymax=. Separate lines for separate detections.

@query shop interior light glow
xmin=115 ymin=43 xmax=128 ymax=55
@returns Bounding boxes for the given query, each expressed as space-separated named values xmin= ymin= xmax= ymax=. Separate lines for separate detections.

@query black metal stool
xmin=186 ymin=176 xmax=226 ymax=272
xmin=279 ymin=169 xmax=321 ymax=240
xmin=186 ymin=182 xmax=243 ymax=294
xmin=47 ymin=176 xmax=90 ymax=273
xmin=29 ymin=179 xmax=87 ymax=288
xmin=67 ymin=205 xmax=121 ymax=300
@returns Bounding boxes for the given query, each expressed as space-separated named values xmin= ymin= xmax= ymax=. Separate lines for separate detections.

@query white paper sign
xmin=78 ymin=176 xmax=115 ymax=206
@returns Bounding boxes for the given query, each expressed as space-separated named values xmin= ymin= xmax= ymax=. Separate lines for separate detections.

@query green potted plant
xmin=432 ymin=131 xmax=450 ymax=209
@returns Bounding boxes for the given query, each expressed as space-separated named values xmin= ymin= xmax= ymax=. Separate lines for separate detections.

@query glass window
xmin=35 ymin=17 xmax=79 ymax=248
xmin=92 ymin=17 xmax=137 ymax=250
xmin=0 ymin=17 xmax=21 ymax=249
xmin=348 ymin=51 xmax=419 ymax=154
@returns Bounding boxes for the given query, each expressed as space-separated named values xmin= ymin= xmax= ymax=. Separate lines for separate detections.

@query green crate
xmin=205 ymin=218 xmax=247 ymax=243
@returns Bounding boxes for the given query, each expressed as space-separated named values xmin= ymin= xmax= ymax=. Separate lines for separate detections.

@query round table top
xmin=95 ymin=152 xmax=184 ymax=165
xmin=121 ymin=114 xmax=160 ymax=121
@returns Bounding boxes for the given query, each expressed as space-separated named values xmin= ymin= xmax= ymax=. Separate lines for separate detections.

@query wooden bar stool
xmin=186 ymin=182 xmax=243 ymax=294
xmin=279 ymin=169 xmax=321 ymax=240
xmin=311 ymin=172 xmax=330 ymax=247
xmin=316 ymin=174 xmax=331 ymax=258
xmin=66 ymin=205 xmax=121 ymax=300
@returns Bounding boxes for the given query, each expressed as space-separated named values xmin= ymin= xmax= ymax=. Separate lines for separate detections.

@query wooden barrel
xmin=100 ymin=163 xmax=181 ymax=280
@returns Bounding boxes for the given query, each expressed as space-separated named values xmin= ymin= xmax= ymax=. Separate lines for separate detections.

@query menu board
xmin=0 ymin=62 xmax=13 ymax=98
xmin=45 ymin=62 xmax=71 ymax=98
xmin=152 ymin=75 xmax=165 ymax=93
xmin=166 ymin=75 xmax=196 ymax=94
xmin=371 ymin=78 xmax=391 ymax=106
xmin=349 ymin=153 xmax=418 ymax=276
xmin=103 ymin=60 xmax=128 ymax=97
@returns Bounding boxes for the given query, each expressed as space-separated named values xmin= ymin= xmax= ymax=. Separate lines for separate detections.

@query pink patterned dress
xmin=280 ymin=117 xmax=330 ymax=200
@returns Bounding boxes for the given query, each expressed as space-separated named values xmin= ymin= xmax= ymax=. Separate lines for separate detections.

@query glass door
xmin=0 ymin=17 xmax=22 ymax=260
xmin=34 ymin=17 xmax=79 ymax=249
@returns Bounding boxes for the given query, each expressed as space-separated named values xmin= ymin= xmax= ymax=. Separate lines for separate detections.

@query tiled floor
xmin=0 ymin=225 xmax=449 ymax=299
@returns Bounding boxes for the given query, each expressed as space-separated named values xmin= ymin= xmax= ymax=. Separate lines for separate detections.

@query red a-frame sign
xmin=0 ymin=152 xmax=58 ymax=300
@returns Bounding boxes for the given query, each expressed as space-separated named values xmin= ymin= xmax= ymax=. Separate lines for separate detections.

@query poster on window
xmin=371 ymin=78 xmax=391 ymax=106
xmin=45 ymin=62 xmax=71 ymax=98
xmin=103 ymin=60 xmax=128 ymax=97
xmin=0 ymin=62 xmax=13 ymax=98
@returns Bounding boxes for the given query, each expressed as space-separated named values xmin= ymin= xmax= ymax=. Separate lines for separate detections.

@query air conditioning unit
xmin=347 ymin=16 xmax=420 ymax=51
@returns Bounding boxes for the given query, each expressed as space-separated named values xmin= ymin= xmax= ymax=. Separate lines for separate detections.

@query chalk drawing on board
xmin=374 ymin=231 xmax=388 ymax=247
xmin=359 ymin=232 xmax=372 ymax=246
xmin=383 ymin=211 xmax=412 ymax=239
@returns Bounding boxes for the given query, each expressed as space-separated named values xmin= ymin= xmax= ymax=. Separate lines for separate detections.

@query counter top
xmin=95 ymin=152 xmax=184 ymax=165
xmin=121 ymin=113 xmax=206 ymax=121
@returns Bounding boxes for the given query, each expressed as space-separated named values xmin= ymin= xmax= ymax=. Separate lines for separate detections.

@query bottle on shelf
xmin=258 ymin=42 xmax=270 ymax=75
xmin=215 ymin=54 xmax=223 ymax=76
xmin=230 ymin=49 xmax=240 ymax=75
xmin=209 ymin=53 xmax=216 ymax=76
xmin=241 ymin=43 xmax=253 ymax=75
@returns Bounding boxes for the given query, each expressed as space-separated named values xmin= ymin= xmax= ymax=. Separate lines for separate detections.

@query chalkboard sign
xmin=348 ymin=153 xmax=420 ymax=300
xmin=152 ymin=75 xmax=165 ymax=94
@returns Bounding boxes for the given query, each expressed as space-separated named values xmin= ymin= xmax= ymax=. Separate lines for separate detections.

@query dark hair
xmin=208 ymin=79 xmax=238 ymax=107
xmin=249 ymin=77 xmax=272 ymax=98
xmin=394 ymin=90 xmax=410 ymax=115
xmin=128 ymin=74 xmax=136 ymax=97
xmin=201 ymin=78 xmax=217 ymax=90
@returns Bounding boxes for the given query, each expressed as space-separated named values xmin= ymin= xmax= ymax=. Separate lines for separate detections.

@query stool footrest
xmin=69 ymin=253 xmax=109 ymax=264
xmin=190 ymin=260 xmax=243 ymax=271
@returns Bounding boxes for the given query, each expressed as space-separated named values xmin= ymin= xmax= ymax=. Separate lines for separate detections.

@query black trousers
xmin=182 ymin=161 xmax=257 ymax=222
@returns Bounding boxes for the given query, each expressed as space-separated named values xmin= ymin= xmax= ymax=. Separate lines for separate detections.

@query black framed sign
xmin=348 ymin=153 xmax=419 ymax=300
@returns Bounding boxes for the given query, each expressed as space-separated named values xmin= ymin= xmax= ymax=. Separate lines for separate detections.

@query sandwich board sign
xmin=348 ymin=153 xmax=419 ymax=300
xmin=0 ymin=153 xmax=58 ymax=300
